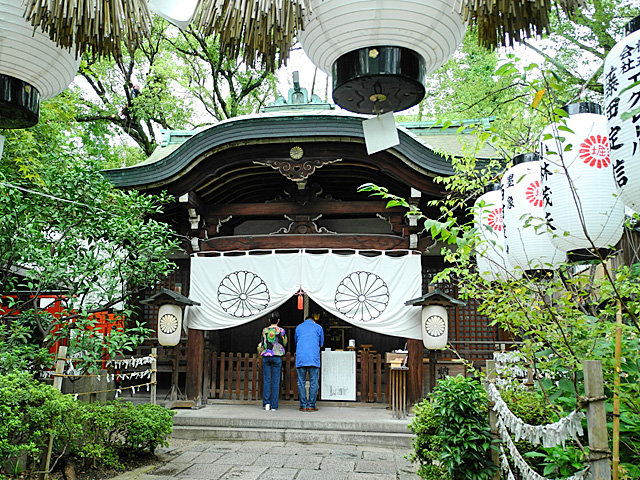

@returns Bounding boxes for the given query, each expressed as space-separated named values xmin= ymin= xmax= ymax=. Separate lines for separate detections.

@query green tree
xmin=0 ymin=98 xmax=179 ymax=374
xmin=72 ymin=20 xmax=278 ymax=163
xmin=522 ymin=0 xmax=640 ymax=97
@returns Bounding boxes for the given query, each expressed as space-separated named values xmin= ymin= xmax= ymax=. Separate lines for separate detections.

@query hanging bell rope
xmin=192 ymin=0 xmax=310 ymax=71
xmin=459 ymin=0 xmax=586 ymax=49
xmin=22 ymin=0 xmax=153 ymax=60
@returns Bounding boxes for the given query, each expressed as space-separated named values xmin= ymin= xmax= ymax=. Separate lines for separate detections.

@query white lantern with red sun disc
xmin=502 ymin=153 xmax=565 ymax=275
xmin=540 ymin=103 xmax=624 ymax=260
xmin=604 ymin=16 xmax=640 ymax=210
xmin=474 ymin=185 xmax=509 ymax=281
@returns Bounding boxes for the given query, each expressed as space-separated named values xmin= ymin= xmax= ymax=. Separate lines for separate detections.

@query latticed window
xmin=422 ymin=261 xmax=496 ymax=362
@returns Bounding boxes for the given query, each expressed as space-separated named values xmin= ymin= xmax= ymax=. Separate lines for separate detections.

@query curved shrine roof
xmin=102 ymin=110 xmax=455 ymax=191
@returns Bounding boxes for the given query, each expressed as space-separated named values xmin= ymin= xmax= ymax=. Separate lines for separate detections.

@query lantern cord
xmin=0 ymin=181 xmax=108 ymax=214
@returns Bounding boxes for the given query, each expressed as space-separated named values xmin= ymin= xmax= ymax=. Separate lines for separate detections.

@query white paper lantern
xmin=502 ymin=153 xmax=565 ymax=274
xmin=540 ymin=103 xmax=624 ymax=259
xmin=474 ymin=186 xmax=509 ymax=281
xmin=148 ymin=0 xmax=199 ymax=30
xmin=604 ymin=16 xmax=640 ymax=210
xmin=297 ymin=0 xmax=466 ymax=114
xmin=0 ymin=0 xmax=79 ymax=128
xmin=421 ymin=304 xmax=448 ymax=350
xmin=158 ymin=303 xmax=183 ymax=346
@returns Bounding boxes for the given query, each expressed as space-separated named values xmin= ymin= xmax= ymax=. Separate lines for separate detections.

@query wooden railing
xmin=203 ymin=350 xmax=387 ymax=403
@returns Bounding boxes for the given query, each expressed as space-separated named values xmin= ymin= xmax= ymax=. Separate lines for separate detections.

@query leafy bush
xmin=431 ymin=376 xmax=497 ymax=480
xmin=409 ymin=376 xmax=496 ymax=480
xmin=0 ymin=373 xmax=174 ymax=473
xmin=64 ymin=401 xmax=175 ymax=469
xmin=0 ymin=372 xmax=72 ymax=465
xmin=407 ymin=399 xmax=450 ymax=480
xmin=500 ymin=388 xmax=585 ymax=477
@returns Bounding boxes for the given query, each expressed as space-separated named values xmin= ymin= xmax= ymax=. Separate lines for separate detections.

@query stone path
xmin=112 ymin=438 xmax=421 ymax=480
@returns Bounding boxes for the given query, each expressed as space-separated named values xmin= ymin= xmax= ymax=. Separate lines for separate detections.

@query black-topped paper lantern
xmin=297 ymin=0 xmax=466 ymax=114
xmin=405 ymin=289 xmax=465 ymax=350
xmin=141 ymin=288 xmax=200 ymax=346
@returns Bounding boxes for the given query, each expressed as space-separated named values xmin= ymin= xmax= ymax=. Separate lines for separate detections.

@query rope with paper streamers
xmin=493 ymin=351 xmax=530 ymax=388
xmin=67 ymin=381 xmax=157 ymax=400
xmin=41 ymin=353 xmax=157 ymax=400
xmin=41 ymin=352 xmax=156 ymax=378
xmin=486 ymin=382 xmax=585 ymax=448
xmin=497 ymin=418 xmax=589 ymax=480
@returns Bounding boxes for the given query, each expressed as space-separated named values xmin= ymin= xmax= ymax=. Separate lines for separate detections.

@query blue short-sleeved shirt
xmin=295 ymin=319 xmax=324 ymax=367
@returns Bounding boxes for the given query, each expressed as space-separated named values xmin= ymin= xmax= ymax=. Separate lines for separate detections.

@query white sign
xmin=320 ymin=351 xmax=356 ymax=401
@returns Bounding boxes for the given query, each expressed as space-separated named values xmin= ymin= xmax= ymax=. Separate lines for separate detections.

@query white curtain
xmin=185 ymin=250 xmax=422 ymax=339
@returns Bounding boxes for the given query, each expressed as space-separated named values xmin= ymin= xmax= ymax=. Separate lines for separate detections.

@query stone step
xmin=171 ymin=425 xmax=413 ymax=448
xmin=169 ymin=403 xmax=415 ymax=448
xmin=173 ymin=411 xmax=410 ymax=434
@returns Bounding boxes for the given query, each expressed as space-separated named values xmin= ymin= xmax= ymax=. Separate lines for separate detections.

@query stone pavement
xmin=112 ymin=437 xmax=421 ymax=480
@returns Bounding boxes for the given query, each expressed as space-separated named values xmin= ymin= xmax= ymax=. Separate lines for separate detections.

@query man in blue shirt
xmin=295 ymin=317 xmax=324 ymax=412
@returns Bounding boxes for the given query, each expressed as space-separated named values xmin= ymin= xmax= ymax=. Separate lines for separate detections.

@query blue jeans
xmin=262 ymin=356 xmax=282 ymax=409
xmin=296 ymin=366 xmax=319 ymax=408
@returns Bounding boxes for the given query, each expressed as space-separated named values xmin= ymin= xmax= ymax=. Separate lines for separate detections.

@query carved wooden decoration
xmin=273 ymin=215 xmax=335 ymax=235
xmin=255 ymin=155 xmax=341 ymax=182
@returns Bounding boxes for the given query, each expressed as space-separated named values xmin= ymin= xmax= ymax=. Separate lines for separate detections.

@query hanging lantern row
xmin=475 ymin=102 xmax=625 ymax=278
xmin=604 ymin=16 xmax=640 ymax=212
xmin=3 ymin=0 xmax=590 ymax=129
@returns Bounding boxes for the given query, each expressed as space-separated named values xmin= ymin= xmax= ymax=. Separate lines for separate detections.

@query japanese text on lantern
xmin=604 ymin=39 xmax=640 ymax=189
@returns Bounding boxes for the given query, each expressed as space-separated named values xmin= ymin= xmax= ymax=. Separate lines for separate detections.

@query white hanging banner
xmin=186 ymin=252 xmax=301 ymax=330
xmin=185 ymin=251 xmax=422 ymax=339
xmin=300 ymin=251 xmax=422 ymax=339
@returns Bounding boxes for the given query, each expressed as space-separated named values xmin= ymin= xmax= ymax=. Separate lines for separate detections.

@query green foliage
xmin=72 ymin=18 xmax=278 ymax=159
xmin=65 ymin=402 xmax=174 ymax=469
xmin=0 ymin=319 xmax=51 ymax=375
xmin=431 ymin=376 xmax=496 ymax=480
xmin=407 ymin=399 xmax=450 ymax=480
xmin=0 ymin=373 xmax=174 ymax=472
xmin=0 ymin=106 xmax=178 ymax=374
xmin=0 ymin=372 xmax=72 ymax=464
xmin=524 ymin=445 xmax=586 ymax=478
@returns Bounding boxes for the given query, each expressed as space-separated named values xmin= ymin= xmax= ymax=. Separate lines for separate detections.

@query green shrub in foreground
xmin=0 ymin=373 xmax=175 ymax=472
xmin=409 ymin=376 xmax=497 ymax=480
xmin=407 ymin=399 xmax=450 ymax=480
xmin=0 ymin=372 xmax=72 ymax=466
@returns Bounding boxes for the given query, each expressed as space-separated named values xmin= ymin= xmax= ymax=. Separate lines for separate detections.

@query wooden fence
xmin=203 ymin=350 xmax=387 ymax=403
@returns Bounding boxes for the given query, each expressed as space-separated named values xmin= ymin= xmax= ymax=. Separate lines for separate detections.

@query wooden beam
xmin=200 ymin=234 xmax=413 ymax=251
xmin=205 ymin=201 xmax=406 ymax=218
xmin=179 ymin=191 xmax=205 ymax=214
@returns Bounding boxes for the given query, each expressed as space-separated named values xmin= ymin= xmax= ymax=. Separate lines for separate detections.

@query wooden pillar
xmin=186 ymin=328 xmax=204 ymax=402
xmin=584 ymin=360 xmax=611 ymax=480
xmin=150 ymin=347 xmax=157 ymax=405
xmin=406 ymin=338 xmax=423 ymax=405
xmin=427 ymin=350 xmax=437 ymax=393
